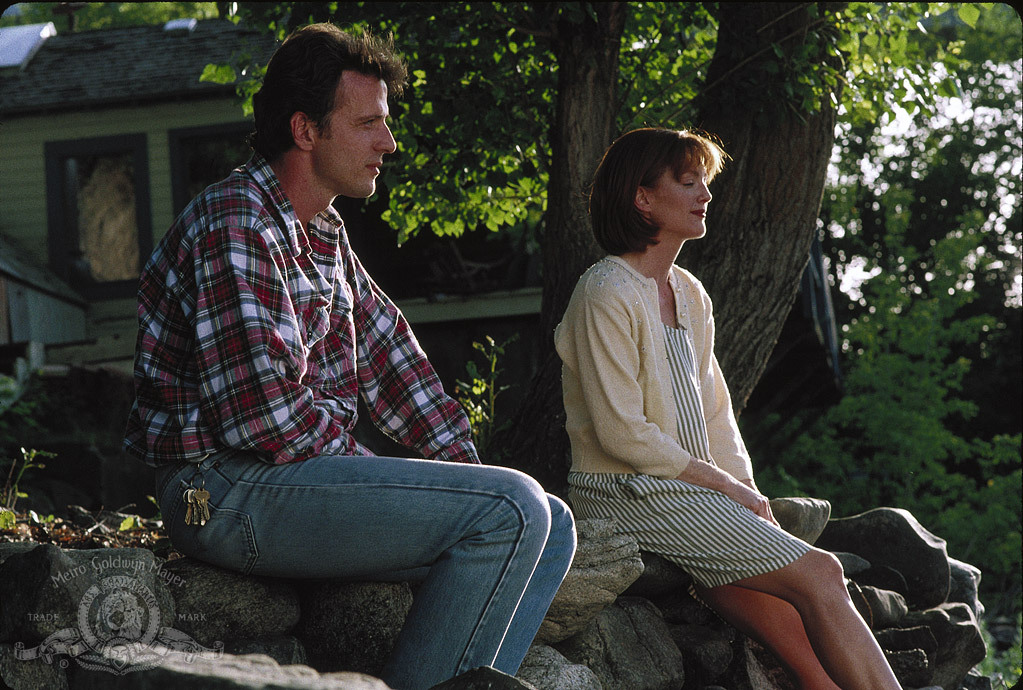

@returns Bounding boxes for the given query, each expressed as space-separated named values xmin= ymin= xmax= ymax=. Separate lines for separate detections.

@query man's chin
xmin=339 ymin=183 xmax=376 ymax=199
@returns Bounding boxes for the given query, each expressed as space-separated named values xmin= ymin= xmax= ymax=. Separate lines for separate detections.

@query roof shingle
xmin=0 ymin=19 xmax=278 ymax=116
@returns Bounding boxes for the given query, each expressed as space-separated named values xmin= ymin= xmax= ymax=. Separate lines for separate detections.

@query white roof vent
xmin=164 ymin=18 xmax=197 ymax=34
xmin=0 ymin=22 xmax=56 ymax=70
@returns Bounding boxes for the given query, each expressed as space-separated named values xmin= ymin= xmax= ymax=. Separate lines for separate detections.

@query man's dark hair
xmin=250 ymin=23 xmax=408 ymax=162
xmin=589 ymin=128 xmax=728 ymax=255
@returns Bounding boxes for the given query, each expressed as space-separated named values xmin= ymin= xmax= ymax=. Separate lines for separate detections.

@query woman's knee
xmin=798 ymin=549 xmax=850 ymax=602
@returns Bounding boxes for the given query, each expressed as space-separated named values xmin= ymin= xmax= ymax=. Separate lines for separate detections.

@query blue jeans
xmin=155 ymin=451 xmax=576 ymax=690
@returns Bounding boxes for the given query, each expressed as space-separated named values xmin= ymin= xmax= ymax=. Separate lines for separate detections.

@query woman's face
xmin=636 ymin=165 xmax=713 ymax=243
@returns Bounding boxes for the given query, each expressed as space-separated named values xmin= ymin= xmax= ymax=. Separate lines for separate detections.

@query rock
xmin=885 ymin=648 xmax=932 ymax=689
xmin=0 ymin=544 xmax=174 ymax=643
xmin=670 ymin=623 xmax=733 ymax=680
xmin=855 ymin=564 xmax=910 ymax=598
xmin=294 ymin=580 xmax=412 ymax=676
xmin=162 ymin=557 xmax=300 ymax=649
xmin=535 ymin=518 xmax=644 ymax=645
xmin=0 ymin=641 xmax=69 ymax=690
xmin=556 ymin=596 xmax=685 ymax=690
xmin=902 ymin=603 xmax=987 ymax=690
xmin=655 ymin=588 xmax=719 ymax=627
xmin=70 ymin=647 xmax=393 ymax=689
xmin=223 ymin=635 xmax=307 ymax=665
xmin=516 ymin=645 xmax=601 ymax=690
xmin=960 ymin=669 xmax=993 ymax=689
xmin=817 ymin=508 xmax=950 ymax=609
xmin=833 ymin=550 xmax=871 ymax=576
xmin=947 ymin=558 xmax=983 ymax=621
xmin=769 ymin=497 xmax=831 ymax=544
xmin=623 ymin=551 xmax=691 ymax=599
xmin=851 ymin=583 xmax=909 ymax=629
xmin=718 ymin=638 xmax=790 ymax=690
xmin=875 ymin=625 xmax=939 ymax=658
xmin=0 ymin=541 xmax=43 ymax=566
xmin=429 ymin=665 xmax=536 ymax=689
xmin=427 ymin=663 xmax=536 ymax=683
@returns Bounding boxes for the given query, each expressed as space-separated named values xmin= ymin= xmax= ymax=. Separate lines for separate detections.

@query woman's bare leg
xmin=720 ymin=548 xmax=902 ymax=690
xmin=696 ymin=583 xmax=841 ymax=690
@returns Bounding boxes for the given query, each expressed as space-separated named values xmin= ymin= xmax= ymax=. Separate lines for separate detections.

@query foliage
xmin=754 ymin=2 xmax=1022 ymax=618
xmin=455 ymin=335 xmax=518 ymax=463
xmin=0 ymin=2 xmax=219 ymax=31
xmin=1 ymin=447 xmax=54 ymax=512
xmin=189 ymin=2 xmax=992 ymax=248
xmin=978 ymin=615 xmax=1023 ymax=688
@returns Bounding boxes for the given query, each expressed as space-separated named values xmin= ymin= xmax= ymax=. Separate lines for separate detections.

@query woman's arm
xmin=675 ymin=460 xmax=778 ymax=526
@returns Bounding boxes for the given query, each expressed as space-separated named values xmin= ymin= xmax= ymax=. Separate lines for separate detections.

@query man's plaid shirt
xmin=124 ymin=154 xmax=479 ymax=467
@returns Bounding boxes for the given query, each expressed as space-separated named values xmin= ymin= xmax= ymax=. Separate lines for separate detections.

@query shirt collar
xmin=245 ymin=153 xmax=344 ymax=256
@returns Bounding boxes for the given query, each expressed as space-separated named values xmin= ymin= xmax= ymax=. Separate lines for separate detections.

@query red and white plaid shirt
xmin=124 ymin=154 xmax=479 ymax=466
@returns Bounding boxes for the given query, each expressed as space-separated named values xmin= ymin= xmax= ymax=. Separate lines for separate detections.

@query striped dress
xmin=568 ymin=323 xmax=809 ymax=588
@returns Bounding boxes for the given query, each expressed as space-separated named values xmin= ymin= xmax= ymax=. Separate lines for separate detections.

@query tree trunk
xmin=494 ymin=3 xmax=626 ymax=489
xmin=685 ymin=2 xmax=838 ymax=411
xmin=500 ymin=2 xmax=837 ymax=488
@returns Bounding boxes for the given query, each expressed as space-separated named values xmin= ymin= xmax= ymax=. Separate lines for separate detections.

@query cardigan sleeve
xmin=690 ymin=281 xmax=754 ymax=482
xmin=556 ymin=279 xmax=694 ymax=478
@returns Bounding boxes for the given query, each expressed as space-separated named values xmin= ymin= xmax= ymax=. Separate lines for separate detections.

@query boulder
xmin=855 ymin=564 xmax=910 ymax=598
xmin=516 ymin=645 xmax=601 ymax=690
xmin=429 ymin=665 xmax=536 ymax=689
xmin=0 ymin=641 xmax=69 ymax=690
xmin=294 ymin=580 xmax=412 ymax=676
xmin=947 ymin=558 xmax=984 ymax=621
xmin=848 ymin=583 xmax=909 ymax=630
xmin=223 ymin=635 xmax=308 ymax=665
xmin=669 ymin=623 xmax=733 ymax=681
xmin=535 ymin=518 xmax=644 ymax=645
xmin=884 ymin=648 xmax=932 ymax=689
xmin=0 ymin=544 xmax=174 ymax=643
xmin=555 ymin=596 xmax=685 ymax=690
xmin=833 ymin=550 xmax=871 ymax=576
xmin=769 ymin=497 xmax=831 ymax=545
xmin=817 ymin=508 xmax=950 ymax=610
xmin=902 ymin=603 xmax=987 ymax=690
xmin=162 ymin=557 xmax=300 ymax=649
xmin=70 ymin=647 xmax=393 ymax=689
xmin=623 ymin=551 xmax=691 ymax=599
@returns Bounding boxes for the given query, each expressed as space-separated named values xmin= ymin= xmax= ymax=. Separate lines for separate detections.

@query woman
xmin=554 ymin=128 xmax=901 ymax=690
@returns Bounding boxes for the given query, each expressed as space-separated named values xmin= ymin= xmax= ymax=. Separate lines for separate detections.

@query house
xmin=0 ymin=18 xmax=279 ymax=366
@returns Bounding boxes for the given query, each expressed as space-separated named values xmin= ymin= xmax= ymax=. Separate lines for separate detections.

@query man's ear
xmin=289 ymin=112 xmax=317 ymax=152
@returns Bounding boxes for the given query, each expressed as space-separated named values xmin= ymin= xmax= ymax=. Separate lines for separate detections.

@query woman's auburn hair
xmin=589 ymin=128 xmax=729 ymax=255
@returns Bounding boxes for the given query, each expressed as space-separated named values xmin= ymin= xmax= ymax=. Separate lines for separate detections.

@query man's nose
xmin=378 ymin=123 xmax=397 ymax=154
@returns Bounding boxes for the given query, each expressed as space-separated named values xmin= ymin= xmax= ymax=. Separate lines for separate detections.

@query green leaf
xmin=0 ymin=510 xmax=14 ymax=530
xmin=119 ymin=515 xmax=143 ymax=532
xmin=199 ymin=63 xmax=237 ymax=84
xmin=957 ymin=4 xmax=980 ymax=28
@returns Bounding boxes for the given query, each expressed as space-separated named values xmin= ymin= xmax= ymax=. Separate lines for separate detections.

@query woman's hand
xmin=675 ymin=461 xmax=779 ymax=526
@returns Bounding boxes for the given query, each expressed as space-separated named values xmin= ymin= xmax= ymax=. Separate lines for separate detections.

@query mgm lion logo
xmin=16 ymin=575 xmax=222 ymax=675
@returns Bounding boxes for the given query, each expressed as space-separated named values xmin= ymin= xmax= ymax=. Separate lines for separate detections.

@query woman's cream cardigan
xmin=554 ymin=255 xmax=754 ymax=482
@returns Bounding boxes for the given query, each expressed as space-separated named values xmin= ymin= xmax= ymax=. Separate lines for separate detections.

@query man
xmin=124 ymin=23 xmax=575 ymax=690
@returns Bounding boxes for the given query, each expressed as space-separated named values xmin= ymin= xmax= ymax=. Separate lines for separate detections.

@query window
xmin=168 ymin=122 xmax=252 ymax=215
xmin=44 ymin=135 xmax=152 ymax=299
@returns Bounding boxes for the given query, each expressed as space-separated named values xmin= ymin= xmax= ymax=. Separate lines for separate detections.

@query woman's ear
xmin=634 ymin=185 xmax=651 ymax=214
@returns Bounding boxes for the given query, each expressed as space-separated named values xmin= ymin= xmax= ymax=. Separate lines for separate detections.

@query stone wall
xmin=0 ymin=499 xmax=994 ymax=690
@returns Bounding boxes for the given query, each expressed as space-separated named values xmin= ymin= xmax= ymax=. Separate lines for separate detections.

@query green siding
xmin=0 ymin=96 xmax=250 ymax=363
xmin=0 ymin=97 xmax=250 ymax=268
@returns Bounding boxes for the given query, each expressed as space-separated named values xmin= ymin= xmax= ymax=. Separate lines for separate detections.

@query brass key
xmin=192 ymin=488 xmax=211 ymax=526
xmin=183 ymin=487 xmax=196 ymax=525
